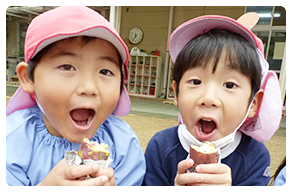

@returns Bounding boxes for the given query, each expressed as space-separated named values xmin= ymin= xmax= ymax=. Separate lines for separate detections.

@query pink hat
xmin=6 ymin=6 xmax=131 ymax=116
xmin=169 ymin=14 xmax=282 ymax=142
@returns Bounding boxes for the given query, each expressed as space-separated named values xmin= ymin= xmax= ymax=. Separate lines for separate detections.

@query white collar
xmin=178 ymin=124 xmax=242 ymax=160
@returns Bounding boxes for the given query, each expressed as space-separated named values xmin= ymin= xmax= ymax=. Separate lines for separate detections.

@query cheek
xmin=99 ymin=80 xmax=121 ymax=106
xmin=34 ymin=81 xmax=70 ymax=108
xmin=222 ymin=98 xmax=249 ymax=133
xmin=105 ymin=87 xmax=121 ymax=108
xmin=176 ymin=92 xmax=196 ymax=124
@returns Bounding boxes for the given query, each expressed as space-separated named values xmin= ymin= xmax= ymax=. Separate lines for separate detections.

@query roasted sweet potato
xmin=78 ymin=138 xmax=109 ymax=161
xmin=188 ymin=141 xmax=218 ymax=172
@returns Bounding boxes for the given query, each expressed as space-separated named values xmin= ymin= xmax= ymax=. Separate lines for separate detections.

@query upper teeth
xmin=202 ymin=118 xmax=212 ymax=122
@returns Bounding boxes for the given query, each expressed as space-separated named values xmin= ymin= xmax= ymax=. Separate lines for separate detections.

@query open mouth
xmin=70 ymin=108 xmax=95 ymax=127
xmin=199 ymin=119 xmax=217 ymax=134
xmin=196 ymin=118 xmax=217 ymax=140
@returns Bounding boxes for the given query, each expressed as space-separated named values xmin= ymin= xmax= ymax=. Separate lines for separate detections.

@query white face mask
xmin=178 ymin=96 xmax=254 ymax=160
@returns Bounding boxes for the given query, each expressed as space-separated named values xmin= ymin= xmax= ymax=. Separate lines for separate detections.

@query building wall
xmin=119 ymin=6 xmax=245 ymax=95
xmin=120 ymin=6 xmax=170 ymax=60
xmin=6 ymin=6 xmax=246 ymax=62
xmin=6 ymin=19 xmax=18 ymax=58
xmin=120 ymin=6 xmax=245 ymax=63
xmin=173 ymin=6 xmax=245 ymax=28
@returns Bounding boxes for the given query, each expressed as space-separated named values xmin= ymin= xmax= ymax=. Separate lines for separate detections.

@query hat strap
xmin=123 ymin=64 xmax=128 ymax=82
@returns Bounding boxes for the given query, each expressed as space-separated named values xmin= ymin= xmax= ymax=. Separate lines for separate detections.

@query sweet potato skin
xmin=188 ymin=144 xmax=218 ymax=173
xmin=78 ymin=139 xmax=108 ymax=161
xmin=190 ymin=147 xmax=218 ymax=166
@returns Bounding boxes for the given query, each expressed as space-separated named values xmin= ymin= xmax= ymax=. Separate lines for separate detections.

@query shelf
xmin=126 ymin=55 xmax=162 ymax=98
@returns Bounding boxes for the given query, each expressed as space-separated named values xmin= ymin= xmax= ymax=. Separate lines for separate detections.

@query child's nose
xmin=76 ymin=75 xmax=99 ymax=97
xmin=198 ymin=87 xmax=221 ymax=108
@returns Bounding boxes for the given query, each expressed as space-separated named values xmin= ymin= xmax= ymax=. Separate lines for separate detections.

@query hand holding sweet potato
xmin=174 ymin=142 xmax=231 ymax=186
xmin=174 ymin=159 xmax=232 ymax=186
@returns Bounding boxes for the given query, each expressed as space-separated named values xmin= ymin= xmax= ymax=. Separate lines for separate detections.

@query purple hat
xmin=6 ymin=6 xmax=131 ymax=116
xmin=169 ymin=14 xmax=282 ymax=142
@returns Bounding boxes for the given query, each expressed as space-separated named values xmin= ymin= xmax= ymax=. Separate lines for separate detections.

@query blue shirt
xmin=6 ymin=105 xmax=146 ymax=186
xmin=143 ymin=125 xmax=271 ymax=186
xmin=273 ymin=166 xmax=286 ymax=186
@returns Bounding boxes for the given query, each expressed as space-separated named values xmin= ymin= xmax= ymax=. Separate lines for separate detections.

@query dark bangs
xmin=173 ymin=29 xmax=262 ymax=103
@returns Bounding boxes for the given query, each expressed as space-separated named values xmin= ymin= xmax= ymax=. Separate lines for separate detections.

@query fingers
xmin=175 ymin=159 xmax=195 ymax=186
xmin=65 ymin=164 xmax=100 ymax=180
xmin=65 ymin=163 xmax=115 ymax=186
xmin=175 ymin=162 xmax=232 ymax=186
xmin=64 ymin=164 xmax=111 ymax=186
xmin=196 ymin=163 xmax=230 ymax=174
xmin=90 ymin=167 xmax=114 ymax=178
xmin=177 ymin=159 xmax=194 ymax=174
xmin=195 ymin=164 xmax=232 ymax=185
xmin=40 ymin=158 xmax=113 ymax=186
xmin=71 ymin=175 xmax=109 ymax=186
xmin=188 ymin=173 xmax=231 ymax=186
xmin=175 ymin=171 xmax=203 ymax=186
xmin=98 ymin=168 xmax=116 ymax=186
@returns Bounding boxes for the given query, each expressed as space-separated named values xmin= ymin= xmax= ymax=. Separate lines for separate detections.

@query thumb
xmin=177 ymin=159 xmax=194 ymax=174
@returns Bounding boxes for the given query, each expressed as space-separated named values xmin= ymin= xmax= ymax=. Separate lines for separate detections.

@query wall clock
xmin=129 ymin=27 xmax=143 ymax=44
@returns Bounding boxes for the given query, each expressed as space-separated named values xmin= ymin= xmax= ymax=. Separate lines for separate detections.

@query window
xmin=246 ymin=6 xmax=286 ymax=106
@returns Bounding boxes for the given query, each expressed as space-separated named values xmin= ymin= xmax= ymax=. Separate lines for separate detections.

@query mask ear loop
xmin=211 ymin=97 xmax=254 ymax=149
xmin=33 ymin=93 xmax=46 ymax=115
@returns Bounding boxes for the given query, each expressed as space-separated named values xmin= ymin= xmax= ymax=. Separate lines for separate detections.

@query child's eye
xmin=189 ymin=79 xmax=201 ymax=85
xmin=100 ymin=69 xmax=113 ymax=76
xmin=59 ymin=64 xmax=75 ymax=71
xmin=224 ymin=82 xmax=237 ymax=89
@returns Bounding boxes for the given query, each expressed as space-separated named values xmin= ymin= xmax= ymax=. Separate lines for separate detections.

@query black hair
xmin=27 ymin=36 xmax=124 ymax=93
xmin=173 ymin=29 xmax=262 ymax=103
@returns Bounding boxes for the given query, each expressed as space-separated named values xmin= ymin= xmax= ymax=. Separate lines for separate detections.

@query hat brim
xmin=6 ymin=86 xmax=35 ymax=116
xmin=31 ymin=27 xmax=129 ymax=65
xmin=113 ymin=85 xmax=132 ymax=116
xmin=169 ymin=15 xmax=258 ymax=63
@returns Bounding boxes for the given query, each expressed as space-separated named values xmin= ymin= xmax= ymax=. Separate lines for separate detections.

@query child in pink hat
xmin=6 ymin=6 xmax=145 ymax=186
xmin=143 ymin=14 xmax=282 ymax=186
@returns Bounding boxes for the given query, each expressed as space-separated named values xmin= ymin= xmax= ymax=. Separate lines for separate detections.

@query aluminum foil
xmin=65 ymin=150 xmax=113 ymax=168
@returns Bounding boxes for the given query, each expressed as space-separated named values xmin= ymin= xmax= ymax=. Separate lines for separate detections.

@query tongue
xmin=200 ymin=120 xmax=216 ymax=134
xmin=70 ymin=109 xmax=91 ymax=122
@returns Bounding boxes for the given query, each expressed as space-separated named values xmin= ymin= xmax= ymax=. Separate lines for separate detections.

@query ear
xmin=173 ymin=80 xmax=178 ymax=107
xmin=16 ymin=62 xmax=35 ymax=93
xmin=247 ymin=89 xmax=264 ymax=118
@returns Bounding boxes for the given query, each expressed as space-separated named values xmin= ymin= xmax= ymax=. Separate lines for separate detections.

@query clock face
xmin=129 ymin=27 xmax=143 ymax=44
